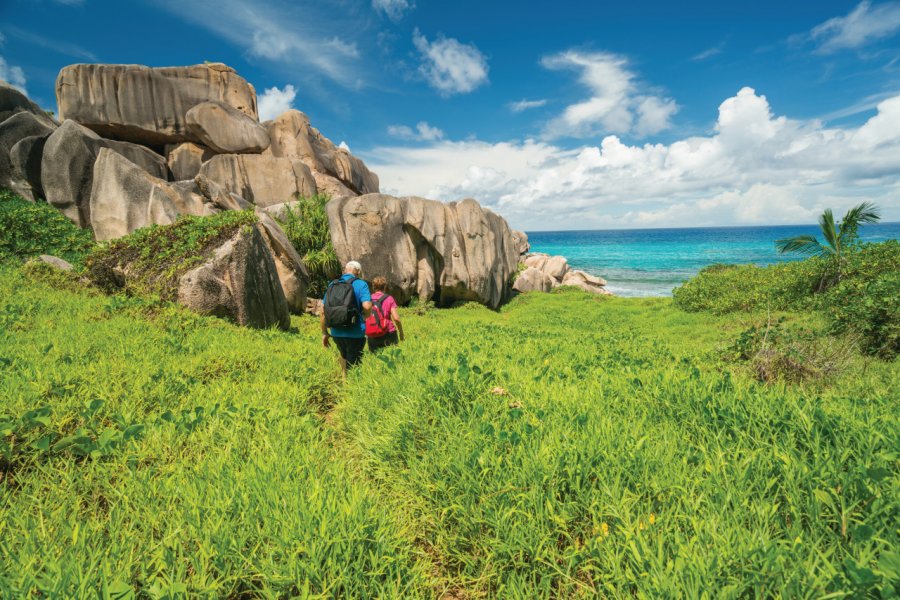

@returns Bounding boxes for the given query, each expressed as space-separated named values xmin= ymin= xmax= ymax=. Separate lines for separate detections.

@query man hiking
xmin=321 ymin=261 xmax=372 ymax=376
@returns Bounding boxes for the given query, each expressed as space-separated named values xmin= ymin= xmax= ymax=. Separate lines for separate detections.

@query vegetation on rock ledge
xmin=0 ymin=188 xmax=94 ymax=264
xmin=275 ymin=193 xmax=340 ymax=298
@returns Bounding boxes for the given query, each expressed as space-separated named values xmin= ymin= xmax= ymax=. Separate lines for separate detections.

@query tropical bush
xmin=674 ymin=241 xmax=900 ymax=357
xmin=0 ymin=188 xmax=95 ymax=264
xmin=275 ymin=194 xmax=340 ymax=298
xmin=85 ymin=210 xmax=258 ymax=299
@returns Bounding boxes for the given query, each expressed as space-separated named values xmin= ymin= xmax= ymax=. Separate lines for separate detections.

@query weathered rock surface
xmin=511 ymin=230 xmax=530 ymax=256
xmin=312 ymin=170 xmax=355 ymax=199
xmin=199 ymin=154 xmax=316 ymax=208
xmin=544 ymin=255 xmax=569 ymax=280
xmin=512 ymin=266 xmax=554 ymax=293
xmin=9 ymin=135 xmax=48 ymax=201
xmin=0 ymin=112 xmax=56 ymax=198
xmin=177 ymin=224 xmax=290 ymax=330
xmin=42 ymin=120 xmax=168 ymax=227
xmin=56 ymin=63 xmax=258 ymax=145
xmin=561 ymin=270 xmax=611 ymax=295
xmin=166 ymin=142 xmax=214 ymax=181
xmin=90 ymin=148 xmax=211 ymax=241
xmin=0 ymin=81 xmax=58 ymax=128
xmin=264 ymin=110 xmax=378 ymax=195
xmin=194 ymin=173 xmax=251 ymax=212
xmin=255 ymin=211 xmax=310 ymax=314
xmin=186 ymin=101 xmax=269 ymax=154
xmin=327 ymin=194 xmax=519 ymax=308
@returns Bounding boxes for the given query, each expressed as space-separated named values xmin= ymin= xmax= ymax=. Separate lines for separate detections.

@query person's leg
xmin=345 ymin=337 xmax=366 ymax=368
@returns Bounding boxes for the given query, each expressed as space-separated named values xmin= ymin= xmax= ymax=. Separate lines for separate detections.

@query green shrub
xmin=0 ymin=188 xmax=95 ymax=264
xmin=274 ymin=194 xmax=340 ymax=298
xmin=85 ymin=210 xmax=258 ymax=300
xmin=824 ymin=270 xmax=900 ymax=358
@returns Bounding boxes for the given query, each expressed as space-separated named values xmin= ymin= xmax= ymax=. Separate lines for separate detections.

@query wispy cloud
xmin=508 ymin=98 xmax=547 ymax=113
xmin=692 ymin=41 xmax=726 ymax=61
xmin=541 ymin=51 xmax=677 ymax=139
xmin=0 ymin=55 xmax=27 ymax=93
xmin=372 ymin=0 xmax=413 ymax=21
xmin=3 ymin=26 xmax=97 ymax=61
xmin=387 ymin=121 xmax=444 ymax=141
xmin=148 ymin=0 xmax=363 ymax=88
xmin=809 ymin=1 xmax=900 ymax=53
xmin=413 ymin=29 xmax=489 ymax=96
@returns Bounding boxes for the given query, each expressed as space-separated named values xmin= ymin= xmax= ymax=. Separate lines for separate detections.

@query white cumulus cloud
xmin=258 ymin=84 xmax=297 ymax=121
xmin=372 ymin=0 xmax=412 ymax=20
xmin=363 ymin=87 xmax=900 ymax=230
xmin=810 ymin=0 xmax=900 ymax=52
xmin=413 ymin=29 xmax=489 ymax=96
xmin=509 ymin=98 xmax=547 ymax=113
xmin=541 ymin=51 xmax=677 ymax=139
xmin=388 ymin=121 xmax=444 ymax=141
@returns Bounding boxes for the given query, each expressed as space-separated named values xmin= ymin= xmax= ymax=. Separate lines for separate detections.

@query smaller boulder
xmin=513 ymin=266 xmax=554 ymax=293
xmin=255 ymin=210 xmax=310 ymax=314
xmin=0 ymin=81 xmax=58 ymax=128
xmin=511 ymin=230 xmax=530 ymax=256
xmin=186 ymin=101 xmax=270 ymax=154
xmin=544 ymin=255 xmax=569 ymax=281
xmin=561 ymin=270 xmax=611 ymax=295
xmin=38 ymin=255 xmax=74 ymax=271
xmin=178 ymin=224 xmax=290 ymax=330
xmin=195 ymin=172 xmax=252 ymax=211
xmin=0 ymin=112 xmax=55 ymax=194
xmin=166 ymin=142 xmax=215 ymax=181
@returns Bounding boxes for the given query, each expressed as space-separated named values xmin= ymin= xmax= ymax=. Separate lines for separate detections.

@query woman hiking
xmin=365 ymin=276 xmax=404 ymax=352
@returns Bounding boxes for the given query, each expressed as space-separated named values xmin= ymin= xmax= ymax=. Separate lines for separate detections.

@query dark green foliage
xmin=0 ymin=188 xmax=95 ymax=264
xmin=274 ymin=194 xmax=340 ymax=298
xmin=85 ymin=210 xmax=258 ymax=300
xmin=674 ymin=241 xmax=900 ymax=358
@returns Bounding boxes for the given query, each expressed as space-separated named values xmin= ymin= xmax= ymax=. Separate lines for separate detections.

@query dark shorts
xmin=333 ymin=336 xmax=366 ymax=367
xmin=368 ymin=331 xmax=399 ymax=352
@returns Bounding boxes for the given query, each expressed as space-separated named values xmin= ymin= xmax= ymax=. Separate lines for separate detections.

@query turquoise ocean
xmin=527 ymin=223 xmax=900 ymax=297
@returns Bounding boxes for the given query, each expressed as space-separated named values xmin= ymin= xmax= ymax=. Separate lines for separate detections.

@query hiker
xmin=365 ymin=276 xmax=405 ymax=352
xmin=321 ymin=261 xmax=372 ymax=376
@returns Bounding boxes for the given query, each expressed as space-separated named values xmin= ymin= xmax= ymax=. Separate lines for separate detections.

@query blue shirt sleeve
xmin=355 ymin=279 xmax=372 ymax=304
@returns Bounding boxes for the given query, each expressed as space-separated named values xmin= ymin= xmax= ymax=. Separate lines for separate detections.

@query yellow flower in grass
xmin=649 ymin=513 xmax=656 ymax=525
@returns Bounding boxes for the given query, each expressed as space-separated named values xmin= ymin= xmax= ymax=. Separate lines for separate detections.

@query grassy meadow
xmin=1 ymin=266 xmax=897 ymax=597
xmin=1 ymin=191 xmax=898 ymax=597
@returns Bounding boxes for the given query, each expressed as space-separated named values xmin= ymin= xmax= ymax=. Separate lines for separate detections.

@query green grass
xmin=2 ymin=262 xmax=897 ymax=597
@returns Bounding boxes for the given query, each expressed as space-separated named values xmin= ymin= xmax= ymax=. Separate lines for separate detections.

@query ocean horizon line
xmin=524 ymin=221 xmax=900 ymax=236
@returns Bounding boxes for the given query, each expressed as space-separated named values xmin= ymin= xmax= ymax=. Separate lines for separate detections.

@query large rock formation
xmin=177 ymin=224 xmax=291 ymax=330
xmin=42 ymin=120 xmax=169 ymax=227
xmin=515 ymin=252 xmax=611 ymax=296
xmin=185 ymin=101 xmax=269 ymax=154
xmin=327 ymin=194 xmax=519 ymax=308
xmin=90 ymin=148 xmax=211 ymax=241
xmin=198 ymin=154 xmax=317 ymax=208
xmin=264 ymin=110 xmax=378 ymax=196
xmin=56 ymin=63 xmax=258 ymax=146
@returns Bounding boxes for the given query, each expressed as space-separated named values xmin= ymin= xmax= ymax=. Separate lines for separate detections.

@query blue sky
xmin=2 ymin=0 xmax=900 ymax=230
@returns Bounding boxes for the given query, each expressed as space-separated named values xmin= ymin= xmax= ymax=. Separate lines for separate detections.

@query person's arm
xmin=391 ymin=306 xmax=404 ymax=341
xmin=320 ymin=309 xmax=330 ymax=348
xmin=361 ymin=301 xmax=373 ymax=318
xmin=359 ymin=282 xmax=373 ymax=318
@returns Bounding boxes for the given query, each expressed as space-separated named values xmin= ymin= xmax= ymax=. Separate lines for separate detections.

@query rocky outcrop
xmin=166 ymin=142 xmax=214 ymax=181
xmin=185 ymin=101 xmax=269 ymax=154
xmin=511 ymin=230 xmax=530 ymax=256
xmin=515 ymin=252 xmax=611 ymax=296
xmin=264 ymin=110 xmax=378 ymax=195
xmin=56 ymin=63 xmax=258 ymax=146
xmin=327 ymin=194 xmax=519 ymax=308
xmin=0 ymin=112 xmax=56 ymax=198
xmin=89 ymin=148 xmax=211 ymax=241
xmin=177 ymin=224 xmax=290 ymax=330
xmin=42 ymin=120 xmax=168 ymax=227
xmin=512 ymin=267 xmax=554 ymax=293
xmin=198 ymin=154 xmax=316 ymax=208
xmin=0 ymin=81 xmax=58 ymax=128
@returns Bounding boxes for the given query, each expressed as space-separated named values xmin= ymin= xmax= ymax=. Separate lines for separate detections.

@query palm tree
xmin=775 ymin=201 xmax=881 ymax=285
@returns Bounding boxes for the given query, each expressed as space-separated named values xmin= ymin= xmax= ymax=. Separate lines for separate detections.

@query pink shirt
xmin=371 ymin=291 xmax=398 ymax=333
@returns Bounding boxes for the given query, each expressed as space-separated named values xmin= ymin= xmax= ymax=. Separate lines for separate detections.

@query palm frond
xmin=842 ymin=201 xmax=881 ymax=226
xmin=819 ymin=209 xmax=839 ymax=251
xmin=775 ymin=235 xmax=829 ymax=256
